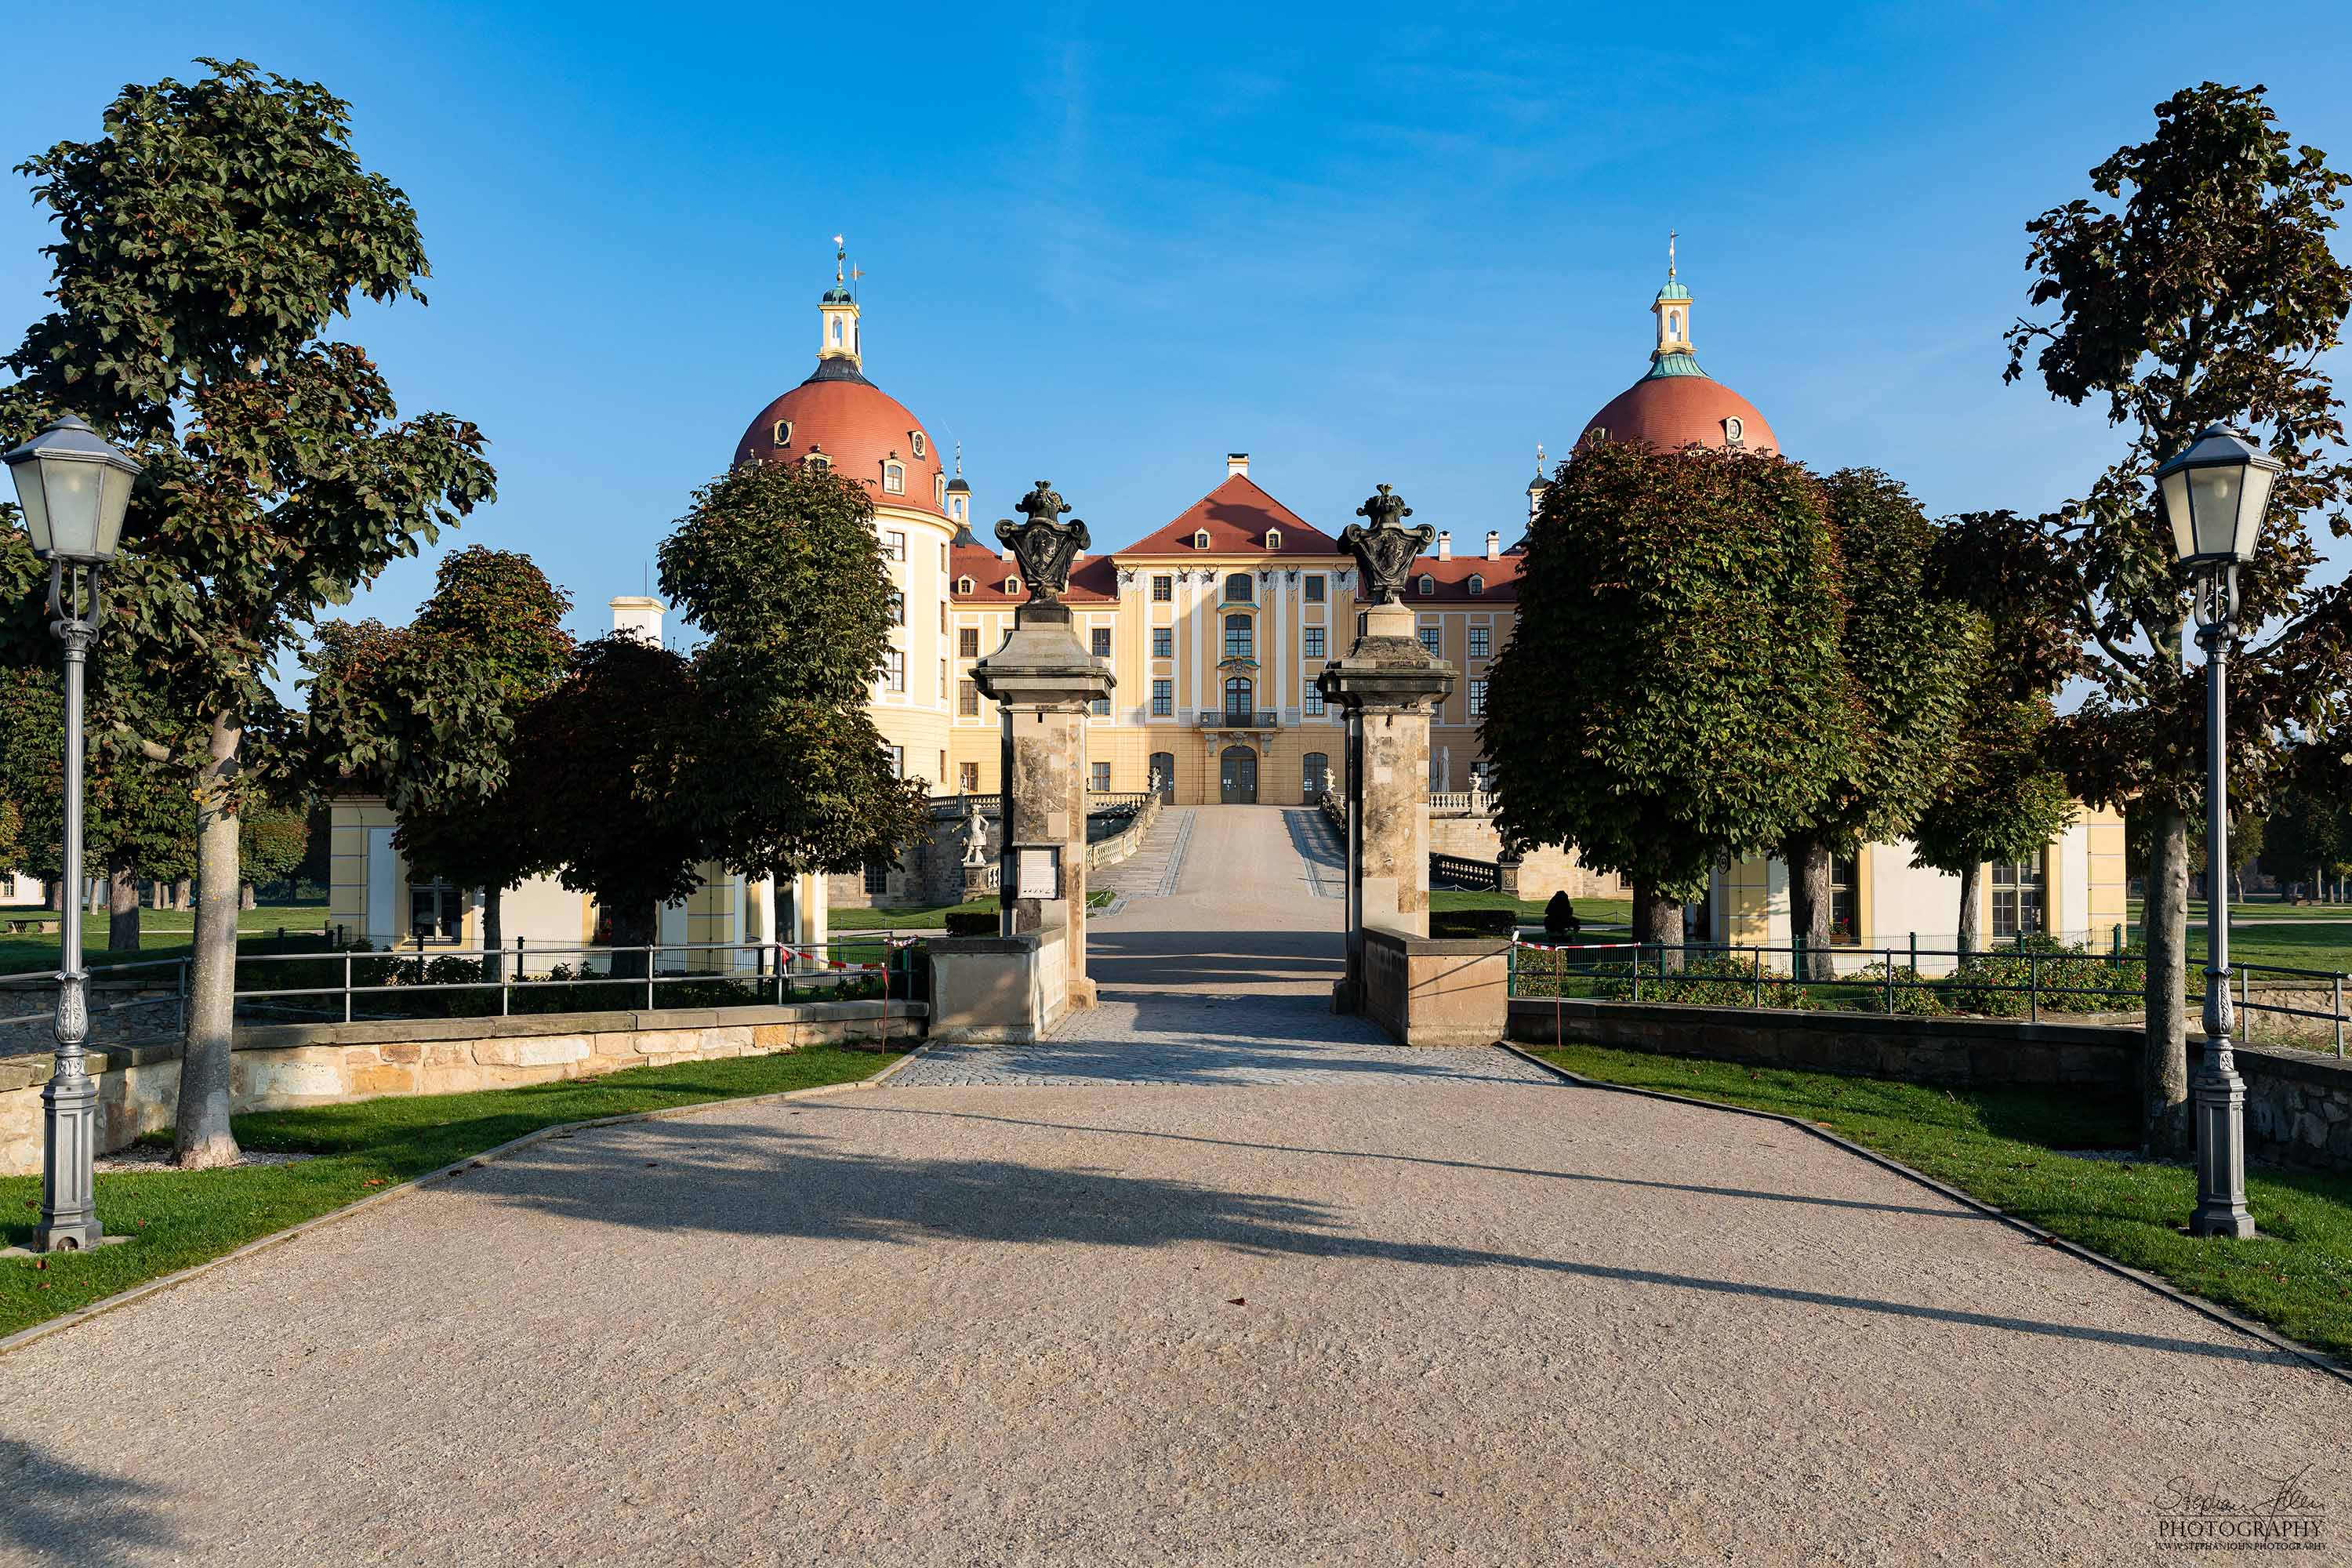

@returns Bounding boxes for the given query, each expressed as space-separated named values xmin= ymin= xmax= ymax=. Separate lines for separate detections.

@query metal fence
xmin=1505 ymin=935 xmax=2346 ymax=1058
xmin=0 ymin=938 xmax=924 ymax=1046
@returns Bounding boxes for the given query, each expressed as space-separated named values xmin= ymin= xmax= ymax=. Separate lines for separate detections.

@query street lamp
xmin=2156 ymin=423 xmax=2281 ymax=1241
xmin=3 ymin=414 xmax=140 ymax=1252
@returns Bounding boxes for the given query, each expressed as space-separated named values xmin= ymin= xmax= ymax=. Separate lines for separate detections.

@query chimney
xmin=1436 ymin=530 xmax=1451 ymax=561
xmin=1226 ymin=452 xmax=1250 ymax=479
xmin=1486 ymin=531 xmax=1501 ymax=560
xmin=610 ymin=595 xmax=665 ymax=646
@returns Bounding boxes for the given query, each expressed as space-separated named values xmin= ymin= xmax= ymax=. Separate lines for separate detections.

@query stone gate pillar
xmin=1319 ymin=484 xmax=1453 ymax=1014
xmin=971 ymin=480 xmax=1113 ymax=1013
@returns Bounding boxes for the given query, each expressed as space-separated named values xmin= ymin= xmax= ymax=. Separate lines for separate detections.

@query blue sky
xmin=2 ymin=1 xmax=2350 ymax=655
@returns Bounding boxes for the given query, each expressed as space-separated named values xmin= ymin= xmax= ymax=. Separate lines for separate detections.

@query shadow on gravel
xmin=834 ymin=1104 xmax=1989 ymax=1221
xmin=0 ymin=1436 xmax=181 ymax=1565
xmin=483 ymin=1116 xmax=2292 ymax=1370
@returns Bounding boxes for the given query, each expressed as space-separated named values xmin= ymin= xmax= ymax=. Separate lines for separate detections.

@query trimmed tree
xmin=2003 ymin=82 xmax=2352 ymax=1152
xmin=1780 ymin=469 xmax=1978 ymax=978
xmin=303 ymin=546 xmax=572 ymax=974
xmin=655 ymin=459 xmax=928 ymax=889
xmin=0 ymin=61 xmax=495 ymax=1166
xmin=516 ymin=634 xmax=706 ymax=972
xmin=1483 ymin=440 xmax=1853 ymax=960
xmin=1911 ymin=509 xmax=2087 ymax=951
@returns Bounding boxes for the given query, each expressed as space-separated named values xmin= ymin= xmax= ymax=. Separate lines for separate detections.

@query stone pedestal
xmin=973 ymin=602 xmax=1114 ymax=1014
xmin=1319 ymin=601 xmax=1455 ymax=1014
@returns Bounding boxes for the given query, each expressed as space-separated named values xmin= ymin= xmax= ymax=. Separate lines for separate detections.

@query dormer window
xmin=909 ymin=430 xmax=927 ymax=459
xmin=883 ymin=460 xmax=906 ymax=495
xmin=935 ymin=472 xmax=947 ymax=504
xmin=806 ymin=449 xmax=831 ymax=471
xmin=1468 ymin=574 xmax=1485 ymax=596
xmin=956 ymin=575 xmax=975 ymax=595
xmin=1723 ymin=415 xmax=1744 ymax=445
xmin=1265 ymin=528 xmax=1282 ymax=550
xmin=1417 ymin=574 xmax=1436 ymax=596
xmin=771 ymin=419 xmax=793 ymax=446
xmin=1193 ymin=529 xmax=1211 ymax=550
xmin=1005 ymin=577 xmax=1021 ymax=595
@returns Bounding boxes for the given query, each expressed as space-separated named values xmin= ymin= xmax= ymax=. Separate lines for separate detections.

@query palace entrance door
xmin=1219 ymin=745 xmax=1258 ymax=804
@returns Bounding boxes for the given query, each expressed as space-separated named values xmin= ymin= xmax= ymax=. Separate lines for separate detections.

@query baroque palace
xmin=324 ymin=245 xmax=2124 ymax=960
xmin=740 ymin=249 xmax=1773 ymax=815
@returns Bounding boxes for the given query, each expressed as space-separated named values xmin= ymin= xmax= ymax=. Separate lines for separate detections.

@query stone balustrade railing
xmin=1428 ymin=791 xmax=1498 ymax=815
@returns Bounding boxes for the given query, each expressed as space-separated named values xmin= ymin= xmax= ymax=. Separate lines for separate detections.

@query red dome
xmin=734 ymin=361 xmax=948 ymax=518
xmin=1583 ymin=373 xmax=1777 ymax=454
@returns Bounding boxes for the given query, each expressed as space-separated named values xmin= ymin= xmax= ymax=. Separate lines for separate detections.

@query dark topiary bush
xmin=1430 ymin=908 xmax=1518 ymax=938
xmin=1543 ymin=891 xmax=1580 ymax=935
xmin=943 ymin=911 xmax=998 ymax=937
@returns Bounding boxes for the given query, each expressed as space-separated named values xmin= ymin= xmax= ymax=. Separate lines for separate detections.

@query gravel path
xmin=2 ymin=808 xmax=2347 ymax=1566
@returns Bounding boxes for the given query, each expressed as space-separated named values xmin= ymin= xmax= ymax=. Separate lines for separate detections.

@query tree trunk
xmin=1786 ymin=835 xmax=1835 ymax=982
xmin=174 ymin=722 xmax=244 ymax=1169
xmin=107 ymin=863 xmax=140 ymax=953
xmin=481 ymin=887 xmax=503 ymax=985
xmin=1632 ymin=881 xmax=1682 ymax=975
xmin=606 ymin=901 xmax=658 ymax=979
xmin=240 ymin=882 xmax=257 ymax=911
xmin=1955 ymin=861 xmax=1983 ymax=956
xmin=150 ymin=880 xmax=168 ymax=910
xmin=88 ymin=877 xmax=104 ymax=916
xmin=45 ymin=877 xmax=60 ymax=911
xmin=2232 ymin=863 xmax=2246 ymax=906
xmin=2143 ymin=802 xmax=2192 ymax=1157
xmin=172 ymin=876 xmax=191 ymax=912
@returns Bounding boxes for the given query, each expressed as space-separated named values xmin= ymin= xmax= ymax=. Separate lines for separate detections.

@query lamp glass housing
xmin=2156 ymin=425 xmax=2281 ymax=569
xmin=2 ymin=416 xmax=140 ymax=564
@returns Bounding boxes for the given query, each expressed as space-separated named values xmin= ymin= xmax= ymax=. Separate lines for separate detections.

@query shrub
xmin=943 ymin=911 xmax=998 ymax=937
xmin=1431 ymin=908 xmax=1517 ymax=938
xmin=1939 ymin=936 xmax=2143 ymax=1017
xmin=1848 ymin=961 xmax=1947 ymax=1016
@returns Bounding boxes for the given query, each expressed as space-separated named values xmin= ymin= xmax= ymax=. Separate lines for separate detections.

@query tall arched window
xmin=1223 ymin=613 xmax=1253 ymax=659
xmin=1225 ymin=572 xmax=1254 ymax=604
xmin=1223 ymin=675 xmax=1253 ymax=717
xmin=1302 ymin=752 xmax=1330 ymax=802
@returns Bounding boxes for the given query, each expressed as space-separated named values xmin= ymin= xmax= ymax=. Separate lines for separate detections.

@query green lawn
xmin=1530 ymin=1043 xmax=2352 ymax=1360
xmin=831 ymin=890 xmax=1113 ymax=932
xmin=0 ymin=900 xmax=329 ymax=976
xmin=1432 ymin=890 xmax=1633 ymax=927
xmin=0 ymin=1044 xmax=900 ymax=1338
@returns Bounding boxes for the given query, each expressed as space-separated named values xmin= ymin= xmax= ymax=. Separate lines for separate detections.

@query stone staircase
xmin=1092 ymin=808 xmax=1195 ymax=902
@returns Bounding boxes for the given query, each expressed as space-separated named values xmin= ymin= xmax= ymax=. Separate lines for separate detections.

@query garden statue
xmin=995 ymin=480 xmax=1091 ymax=605
xmin=1337 ymin=483 xmax=1436 ymax=607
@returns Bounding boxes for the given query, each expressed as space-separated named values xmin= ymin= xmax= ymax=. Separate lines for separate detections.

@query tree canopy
xmin=0 ymin=60 xmax=495 ymax=1166
xmin=2004 ymin=82 xmax=2352 ymax=1148
xmin=655 ymin=459 xmax=927 ymax=885
xmin=1483 ymin=439 xmax=1853 ymax=946
xmin=1780 ymin=469 xmax=1978 ymax=971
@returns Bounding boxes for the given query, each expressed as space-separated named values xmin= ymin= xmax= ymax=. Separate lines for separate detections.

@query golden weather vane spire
xmin=1668 ymin=227 xmax=1677 ymax=281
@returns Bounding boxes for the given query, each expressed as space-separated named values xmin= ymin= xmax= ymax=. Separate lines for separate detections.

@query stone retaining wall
xmin=0 ymin=999 xmax=924 ymax=1177
xmin=1506 ymin=997 xmax=2352 ymax=1173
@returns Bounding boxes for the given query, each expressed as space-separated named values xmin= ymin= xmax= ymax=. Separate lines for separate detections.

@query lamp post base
xmin=33 ymin=1062 xmax=104 ymax=1253
xmin=2188 ymin=1041 xmax=2255 ymax=1240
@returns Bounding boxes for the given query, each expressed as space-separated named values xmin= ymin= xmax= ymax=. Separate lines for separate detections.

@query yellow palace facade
xmin=940 ymin=453 xmax=1523 ymax=808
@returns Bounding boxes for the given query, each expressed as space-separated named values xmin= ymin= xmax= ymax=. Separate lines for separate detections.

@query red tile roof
xmin=1583 ymin=373 xmax=1777 ymax=455
xmin=1397 ymin=551 xmax=1520 ymax=603
xmin=950 ymin=543 xmax=1117 ymax=605
xmin=1114 ymin=474 xmax=1342 ymax=557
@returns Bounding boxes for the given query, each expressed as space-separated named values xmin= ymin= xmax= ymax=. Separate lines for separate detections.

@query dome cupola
xmin=1581 ymin=237 xmax=1777 ymax=455
xmin=732 ymin=243 xmax=948 ymax=518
